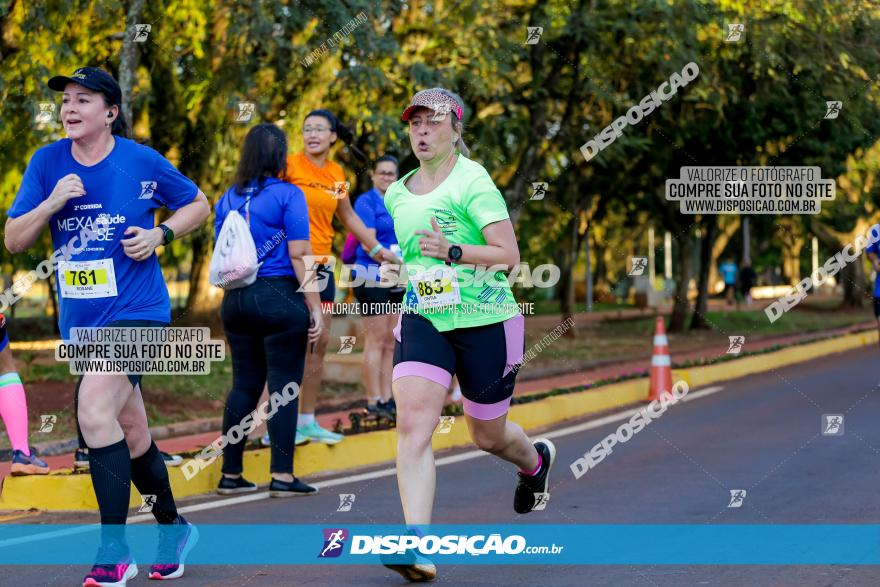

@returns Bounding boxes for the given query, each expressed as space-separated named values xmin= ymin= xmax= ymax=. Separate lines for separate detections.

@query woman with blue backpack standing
xmin=212 ymin=123 xmax=323 ymax=497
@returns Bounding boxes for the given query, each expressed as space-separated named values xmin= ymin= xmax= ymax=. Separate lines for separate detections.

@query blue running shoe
xmin=82 ymin=560 xmax=138 ymax=587
xmin=83 ymin=541 xmax=137 ymax=587
xmin=380 ymin=528 xmax=436 ymax=582
xmin=148 ymin=515 xmax=198 ymax=580
xmin=10 ymin=449 xmax=49 ymax=475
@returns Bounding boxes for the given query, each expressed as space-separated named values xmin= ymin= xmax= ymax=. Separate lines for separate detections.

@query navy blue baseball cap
xmin=48 ymin=67 xmax=122 ymax=105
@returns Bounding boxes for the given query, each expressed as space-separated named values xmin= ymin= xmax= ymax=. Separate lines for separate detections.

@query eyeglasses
xmin=375 ymin=171 xmax=398 ymax=177
xmin=303 ymin=126 xmax=331 ymax=135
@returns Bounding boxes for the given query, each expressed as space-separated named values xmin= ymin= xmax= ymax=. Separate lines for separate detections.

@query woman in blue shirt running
xmin=5 ymin=67 xmax=209 ymax=587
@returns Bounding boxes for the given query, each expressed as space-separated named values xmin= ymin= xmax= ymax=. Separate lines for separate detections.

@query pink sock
xmin=0 ymin=372 xmax=30 ymax=454
xmin=520 ymin=451 xmax=542 ymax=476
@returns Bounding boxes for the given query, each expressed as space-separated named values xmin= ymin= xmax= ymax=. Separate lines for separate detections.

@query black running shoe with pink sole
xmin=513 ymin=438 xmax=556 ymax=514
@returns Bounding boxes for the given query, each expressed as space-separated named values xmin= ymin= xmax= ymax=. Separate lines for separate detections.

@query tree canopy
xmin=1 ymin=0 xmax=878 ymax=331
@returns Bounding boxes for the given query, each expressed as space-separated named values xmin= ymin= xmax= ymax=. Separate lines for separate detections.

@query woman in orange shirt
xmin=277 ymin=109 xmax=396 ymax=444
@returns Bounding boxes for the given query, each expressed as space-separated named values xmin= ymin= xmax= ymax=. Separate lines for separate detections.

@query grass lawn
xmin=518 ymin=305 xmax=873 ymax=374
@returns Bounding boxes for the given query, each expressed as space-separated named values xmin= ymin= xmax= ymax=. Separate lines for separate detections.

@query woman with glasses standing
xmin=351 ymin=155 xmax=403 ymax=418
xmin=262 ymin=110 xmax=397 ymax=448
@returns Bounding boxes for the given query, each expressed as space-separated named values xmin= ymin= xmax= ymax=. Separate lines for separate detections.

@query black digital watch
xmin=157 ymin=223 xmax=174 ymax=245
xmin=446 ymin=244 xmax=463 ymax=264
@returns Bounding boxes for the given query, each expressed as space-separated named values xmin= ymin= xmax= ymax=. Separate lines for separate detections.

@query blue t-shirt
xmin=9 ymin=137 xmax=199 ymax=340
xmin=866 ymin=227 xmax=880 ymax=297
xmin=720 ymin=262 xmax=737 ymax=285
xmin=214 ymin=178 xmax=310 ymax=279
xmin=352 ymin=188 xmax=397 ymax=281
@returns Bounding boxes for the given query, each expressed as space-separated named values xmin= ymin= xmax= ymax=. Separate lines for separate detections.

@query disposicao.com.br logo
xmin=318 ymin=528 xmax=349 ymax=558
xmin=319 ymin=528 xmax=563 ymax=557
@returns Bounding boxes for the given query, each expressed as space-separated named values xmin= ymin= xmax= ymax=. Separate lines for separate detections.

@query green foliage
xmin=1 ymin=0 xmax=878 ymax=315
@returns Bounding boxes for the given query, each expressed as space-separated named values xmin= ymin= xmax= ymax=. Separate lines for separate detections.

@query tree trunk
xmin=810 ymin=217 xmax=871 ymax=308
xmin=183 ymin=228 xmax=217 ymax=316
xmin=584 ymin=221 xmax=592 ymax=312
xmin=506 ymin=142 xmax=544 ymax=227
xmin=560 ymin=217 xmax=577 ymax=337
xmin=841 ymin=258 xmax=867 ymax=308
xmin=506 ymin=2 xmax=552 ymax=226
xmin=668 ymin=233 xmax=692 ymax=333
xmin=708 ymin=216 xmax=740 ymax=294
xmin=594 ymin=240 xmax=607 ymax=289
xmin=782 ymin=242 xmax=804 ymax=284
xmin=690 ymin=218 xmax=717 ymax=330
xmin=810 ymin=218 xmax=872 ymax=309
xmin=0 ymin=0 xmax=20 ymax=60
xmin=118 ymin=0 xmax=146 ymax=125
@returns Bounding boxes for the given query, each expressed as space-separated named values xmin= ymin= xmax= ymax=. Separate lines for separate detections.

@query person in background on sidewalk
xmin=737 ymin=257 xmax=757 ymax=308
xmin=0 ymin=314 xmax=50 ymax=475
xmin=268 ymin=109 xmax=396 ymax=446
xmin=719 ymin=257 xmax=738 ymax=305
xmin=380 ymin=88 xmax=555 ymax=582
xmin=866 ymin=231 xmax=880 ymax=348
xmin=214 ymin=123 xmax=323 ymax=497
xmin=351 ymin=155 xmax=403 ymax=419
xmin=5 ymin=67 xmax=208 ymax=586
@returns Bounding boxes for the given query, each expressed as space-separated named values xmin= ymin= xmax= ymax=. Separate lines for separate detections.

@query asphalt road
xmin=5 ymin=344 xmax=880 ymax=586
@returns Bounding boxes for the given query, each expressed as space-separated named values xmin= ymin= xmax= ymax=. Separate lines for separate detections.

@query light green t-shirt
xmin=384 ymin=155 xmax=520 ymax=332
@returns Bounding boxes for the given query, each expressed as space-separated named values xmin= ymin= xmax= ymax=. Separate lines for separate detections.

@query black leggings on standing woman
xmin=220 ymin=276 xmax=310 ymax=475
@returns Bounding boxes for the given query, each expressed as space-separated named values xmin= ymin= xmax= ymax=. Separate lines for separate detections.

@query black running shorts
xmin=392 ymin=312 xmax=525 ymax=420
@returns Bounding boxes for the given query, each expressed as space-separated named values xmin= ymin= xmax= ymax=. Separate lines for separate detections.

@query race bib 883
xmin=409 ymin=265 xmax=460 ymax=308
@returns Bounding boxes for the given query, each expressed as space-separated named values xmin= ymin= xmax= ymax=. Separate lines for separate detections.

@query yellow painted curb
xmin=683 ymin=330 xmax=878 ymax=390
xmin=9 ymin=340 xmax=58 ymax=352
xmin=2 ymin=329 xmax=876 ymax=511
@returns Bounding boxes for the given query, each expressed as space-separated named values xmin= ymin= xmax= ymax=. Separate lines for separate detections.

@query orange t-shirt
xmin=282 ymin=152 xmax=347 ymax=256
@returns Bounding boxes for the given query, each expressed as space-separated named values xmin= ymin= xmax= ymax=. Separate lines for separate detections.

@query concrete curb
xmin=1 ymin=328 xmax=876 ymax=511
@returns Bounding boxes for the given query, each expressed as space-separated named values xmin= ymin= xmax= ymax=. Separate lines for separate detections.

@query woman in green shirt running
xmin=381 ymin=88 xmax=557 ymax=582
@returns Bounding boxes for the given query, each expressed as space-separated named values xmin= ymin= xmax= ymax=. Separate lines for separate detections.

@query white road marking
xmin=0 ymin=385 xmax=723 ymax=545
xmin=541 ymin=384 xmax=724 ymax=441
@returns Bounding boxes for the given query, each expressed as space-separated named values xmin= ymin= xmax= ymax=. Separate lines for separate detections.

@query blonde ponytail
xmin=454 ymin=120 xmax=470 ymax=157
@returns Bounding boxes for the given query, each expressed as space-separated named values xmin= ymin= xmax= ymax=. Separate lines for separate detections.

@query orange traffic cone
xmin=648 ymin=316 xmax=673 ymax=402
